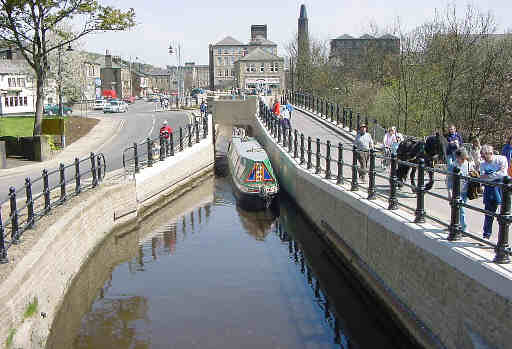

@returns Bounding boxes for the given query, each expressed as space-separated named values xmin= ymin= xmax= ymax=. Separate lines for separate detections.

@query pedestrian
xmin=479 ymin=144 xmax=508 ymax=239
xmin=200 ymin=100 xmax=207 ymax=117
xmin=273 ymin=98 xmax=280 ymax=117
xmin=281 ymin=107 xmax=291 ymax=129
xmin=383 ymin=126 xmax=397 ymax=167
xmin=354 ymin=123 xmax=374 ymax=183
xmin=445 ymin=124 xmax=463 ymax=166
xmin=469 ymin=137 xmax=482 ymax=172
xmin=159 ymin=120 xmax=173 ymax=139
xmin=446 ymin=148 xmax=470 ymax=233
xmin=285 ymin=100 xmax=294 ymax=126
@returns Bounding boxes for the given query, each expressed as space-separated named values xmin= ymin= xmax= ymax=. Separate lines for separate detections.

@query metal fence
xmin=259 ymin=101 xmax=511 ymax=264
xmin=0 ymin=152 xmax=107 ymax=263
xmin=122 ymin=115 xmax=209 ymax=175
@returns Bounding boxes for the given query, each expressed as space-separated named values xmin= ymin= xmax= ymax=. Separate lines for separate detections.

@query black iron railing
xmin=122 ymin=115 xmax=209 ymax=174
xmin=0 ymin=152 xmax=107 ymax=263
xmin=259 ymin=100 xmax=511 ymax=264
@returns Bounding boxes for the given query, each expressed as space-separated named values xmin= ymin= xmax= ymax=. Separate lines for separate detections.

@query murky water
xmin=48 ymin=175 xmax=420 ymax=349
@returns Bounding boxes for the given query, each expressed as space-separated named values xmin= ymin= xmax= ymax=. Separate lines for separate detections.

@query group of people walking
xmin=445 ymin=126 xmax=512 ymax=239
xmin=270 ymin=98 xmax=293 ymax=130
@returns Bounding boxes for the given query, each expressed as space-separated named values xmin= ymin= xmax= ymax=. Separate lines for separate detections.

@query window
xmin=14 ymin=96 xmax=18 ymax=106
xmin=249 ymin=64 xmax=256 ymax=72
xmin=217 ymin=57 xmax=222 ymax=65
xmin=231 ymin=70 xmax=235 ymax=77
xmin=224 ymin=57 xmax=229 ymax=65
xmin=225 ymin=69 xmax=229 ymax=77
xmin=23 ymin=96 xmax=27 ymax=106
xmin=245 ymin=64 xmax=250 ymax=73
xmin=217 ymin=70 xmax=222 ymax=77
xmin=231 ymin=56 xmax=235 ymax=64
xmin=4 ymin=97 xmax=8 ymax=107
xmin=223 ymin=49 xmax=228 ymax=55
xmin=217 ymin=48 xmax=222 ymax=55
xmin=270 ymin=62 xmax=279 ymax=72
xmin=17 ymin=78 xmax=25 ymax=87
xmin=238 ymin=48 xmax=242 ymax=55
xmin=260 ymin=63 xmax=265 ymax=72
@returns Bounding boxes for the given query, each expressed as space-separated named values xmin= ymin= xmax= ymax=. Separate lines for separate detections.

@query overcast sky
xmin=82 ymin=0 xmax=511 ymax=68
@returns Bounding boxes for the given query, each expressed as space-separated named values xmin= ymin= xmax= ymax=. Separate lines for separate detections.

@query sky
xmin=82 ymin=0 xmax=511 ymax=68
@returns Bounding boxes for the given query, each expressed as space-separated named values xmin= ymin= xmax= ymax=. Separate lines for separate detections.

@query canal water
xmin=48 ymin=175 xmax=420 ymax=349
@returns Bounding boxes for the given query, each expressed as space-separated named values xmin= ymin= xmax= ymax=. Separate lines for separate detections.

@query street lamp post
xmin=169 ymin=42 xmax=182 ymax=108
xmin=58 ymin=43 xmax=73 ymax=117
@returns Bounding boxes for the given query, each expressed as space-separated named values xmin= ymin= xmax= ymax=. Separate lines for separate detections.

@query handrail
xmin=0 ymin=152 xmax=107 ymax=263
xmin=259 ymin=99 xmax=511 ymax=264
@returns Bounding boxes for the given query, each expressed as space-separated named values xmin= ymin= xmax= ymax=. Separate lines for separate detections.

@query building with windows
xmin=209 ymin=25 xmax=279 ymax=90
xmin=329 ymin=34 xmax=400 ymax=67
xmin=234 ymin=48 xmax=285 ymax=95
xmin=0 ymin=61 xmax=35 ymax=115
xmin=99 ymin=50 xmax=133 ymax=99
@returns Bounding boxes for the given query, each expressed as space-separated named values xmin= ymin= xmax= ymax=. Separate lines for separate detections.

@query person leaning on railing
xmin=446 ymin=148 xmax=470 ymax=233
xmin=354 ymin=123 xmax=374 ymax=183
xmin=479 ymin=144 xmax=508 ymax=239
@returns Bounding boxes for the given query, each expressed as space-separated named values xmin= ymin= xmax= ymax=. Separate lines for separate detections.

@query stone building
xmin=99 ymin=50 xmax=133 ymax=99
xmin=329 ymin=34 xmax=400 ymax=67
xmin=234 ymin=48 xmax=285 ymax=95
xmin=209 ymin=25 xmax=279 ymax=90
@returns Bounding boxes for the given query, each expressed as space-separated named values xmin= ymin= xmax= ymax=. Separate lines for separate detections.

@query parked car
xmin=103 ymin=100 xmax=128 ymax=113
xmin=94 ymin=99 xmax=106 ymax=110
xmin=123 ymin=96 xmax=135 ymax=104
xmin=44 ymin=104 xmax=73 ymax=116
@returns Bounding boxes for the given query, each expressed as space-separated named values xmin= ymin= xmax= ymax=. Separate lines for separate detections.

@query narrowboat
xmin=227 ymin=132 xmax=279 ymax=210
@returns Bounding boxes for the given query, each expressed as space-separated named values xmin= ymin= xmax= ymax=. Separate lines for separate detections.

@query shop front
xmin=244 ymin=78 xmax=281 ymax=95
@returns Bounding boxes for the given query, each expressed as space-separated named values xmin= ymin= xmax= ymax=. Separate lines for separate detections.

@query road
xmin=0 ymin=101 xmax=191 ymax=202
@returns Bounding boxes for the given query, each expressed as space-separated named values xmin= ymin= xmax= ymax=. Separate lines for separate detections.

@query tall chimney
xmin=105 ymin=49 xmax=112 ymax=67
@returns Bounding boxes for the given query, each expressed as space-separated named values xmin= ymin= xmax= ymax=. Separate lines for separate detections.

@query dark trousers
xmin=356 ymin=151 xmax=369 ymax=179
xmin=483 ymin=201 xmax=499 ymax=238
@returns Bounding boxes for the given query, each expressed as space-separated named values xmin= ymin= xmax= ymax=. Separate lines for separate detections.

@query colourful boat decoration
xmin=227 ymin=131 xmax=279 ymax=210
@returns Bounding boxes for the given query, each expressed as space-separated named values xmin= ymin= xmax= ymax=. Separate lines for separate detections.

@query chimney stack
xmin=105 ymin=49 xmax=112 ymax=67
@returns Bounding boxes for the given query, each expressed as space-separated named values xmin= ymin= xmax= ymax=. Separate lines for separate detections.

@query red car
xmin=123 ymin=96 xmax=135 ymax=104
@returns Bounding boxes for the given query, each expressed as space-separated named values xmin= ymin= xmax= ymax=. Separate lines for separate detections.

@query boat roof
xmin=232 ymin=136 xmax=269 ymax=161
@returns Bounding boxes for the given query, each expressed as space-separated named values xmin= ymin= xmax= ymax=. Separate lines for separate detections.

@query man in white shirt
xmin=354 ymin=124 xmax=374 ymax=182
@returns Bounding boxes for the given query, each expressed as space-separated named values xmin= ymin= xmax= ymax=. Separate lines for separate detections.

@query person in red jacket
xmin=159 ymin=120 xmax=173 ymax=139
xmin=272 ymin=99 xmax=280 ymax=117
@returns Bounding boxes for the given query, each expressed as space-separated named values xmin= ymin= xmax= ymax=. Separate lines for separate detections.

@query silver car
xmin=103 ymin=100 xmax=128 ymax=113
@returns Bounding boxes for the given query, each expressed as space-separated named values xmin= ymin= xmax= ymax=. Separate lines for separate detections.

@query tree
xmin=0 ymin=0 xmax=135 ymax=135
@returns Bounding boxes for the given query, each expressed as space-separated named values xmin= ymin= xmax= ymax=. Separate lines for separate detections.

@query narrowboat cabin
xmin=227 ymin=132 xmax=279 ymax=210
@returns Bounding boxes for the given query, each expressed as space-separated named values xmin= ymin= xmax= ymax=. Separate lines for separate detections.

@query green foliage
xmin=23 ymin=297 xmax=38 ymax=319
xmin=5 ymin=328 xmax=15 ymax=348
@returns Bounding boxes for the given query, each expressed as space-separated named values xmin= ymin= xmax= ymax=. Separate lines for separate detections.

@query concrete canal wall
xmin=0 ymin=118 xmax=214 ymax=348
xmin=252 ymin=110 xmax=512 ymax=349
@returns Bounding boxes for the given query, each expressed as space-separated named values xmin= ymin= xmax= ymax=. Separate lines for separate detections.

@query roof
xmin=359 ymin=34 xmax=375 ymax=39
xmin=0 ymin=60 xmax=31 ymax=74
xmin=214 ymin=36 xmax=245 ymax=46
xmin=232 ymin=136 xmax=268 ymax=162
xmin=380 ymin=34 xmax=399 ymax=40
xmin=248 ymin=37 xmax=277 ymax=46
xmin=336 ymin=34 xmax=354 ymax=39
xmin=238 ymin=47 xmax=282 ymax=62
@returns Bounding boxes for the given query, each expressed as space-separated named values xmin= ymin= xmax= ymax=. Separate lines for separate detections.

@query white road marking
xmin=148 ymin=114 xmax=156 ymax=137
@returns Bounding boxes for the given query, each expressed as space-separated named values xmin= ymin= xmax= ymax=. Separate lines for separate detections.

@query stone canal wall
xmin=253 ymin=112 xmax=512 ymax=349
xmin=0 ymin=118 xmax=214 ymax=348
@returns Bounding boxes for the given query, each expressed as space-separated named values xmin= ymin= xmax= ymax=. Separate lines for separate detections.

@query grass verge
xmin=6 ymin=329 xmax=15 ymax=348
xmin=23 ymin=297 xmax=38 ymax=319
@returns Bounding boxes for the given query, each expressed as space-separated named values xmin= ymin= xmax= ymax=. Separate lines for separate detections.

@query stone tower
xmin=297 ymin=4 xmax=310 ymax=90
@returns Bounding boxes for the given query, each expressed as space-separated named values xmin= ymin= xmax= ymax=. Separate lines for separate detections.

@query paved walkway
xmin=274 ymin=103 xmax=503 ymax=248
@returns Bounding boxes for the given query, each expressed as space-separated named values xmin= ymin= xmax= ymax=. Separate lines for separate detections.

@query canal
xmin=47 ymin=175 xmax=421 ymax=349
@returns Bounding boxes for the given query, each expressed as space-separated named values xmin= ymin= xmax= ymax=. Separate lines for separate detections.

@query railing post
xmin=415 ymin=159 xmax=426 ymax=223
xmin=203 ymin=116 xmax=208 ymax=139
xmin=278 ymin=120 xmax=282 ymax=143
xmin=368 ymin=149 xmax=377 ymax=200
xmin=356 ymin=112 xmax=361 ymax=131
xmin=330 ymin=102 xmax=334 ymax=122
xmin=300 ymin=134 xmax=305 ymax=164
xmin=495 ymin=176 xmax=511 ymax=264
xmin=160 ymin=135 xmax=165 ymax=161
xmin=342 ymin=108 xmax=346 ymax=128
xmin=25 ymin=177 xmax=34 ymax=228
xmin=388 ymin=153 xmax=399 ymax=210
xmin=288 ymin=127 xmax=293 ymax=153
xmin=170 ymin=133 xmax=175 ymax=156
xmin=315 ymin=138 xmax=321 ymax=174
xmin=59 ymin=163 xmax=66 ymax=201
xmin=179 ymin=127 xmax=183 ymax=151
xmin=188 ymin=124 xmax=193 ymax=147
xmin=349 ymin=109 xmax=353 ymax=132
xmin=42 ymin=169 xmax=51 ymax=213
xmin=351 ymin=145 xmax=359 ymax=191
xmin=448 ymin=167 xmax=462 ymax=240
xmin=325 ymin=140 xmax=331 ymax=179
xmin=147 ymin=137 xmax=153 ymax=167
xmin=336 ymin=104 xmax=340 ymax=125
xmin=97 ymin=155 xmax=103 ymax=183
xmin=195 ymin=121 xmax=200 ymax=144
xmin=9 ymin=187 xmax=19 ymax=244
xmin=337 ymin=143 xmax=344 ymax=185
xmin=74 ymin=157 xmax=81 ymax=195
xmin=294 ymin=130 xmax=298 ymax=158
xmin=133 ymin=144 xmax=139 ymax=174
xmin=307 ymin=136 xmax=312 ymax=169
xmin=0 ymin=210 xmax=7 ymax=263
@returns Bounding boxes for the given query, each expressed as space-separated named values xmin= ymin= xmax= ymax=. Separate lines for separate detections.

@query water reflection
xmin=49 ymin=177 xmax=419 ymax=349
